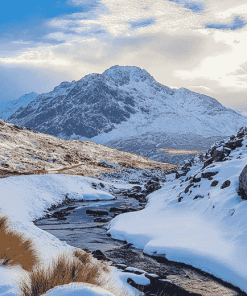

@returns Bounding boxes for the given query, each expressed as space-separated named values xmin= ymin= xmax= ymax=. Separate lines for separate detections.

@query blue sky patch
xmin=0 ymin=1 xmax=82 ymax=27
xmin=127 ymin=18 xmax=156 ymax=30
xmin=167 ymin=0 xmax=204 ymax=13
xmin=205 ymin=16 xmax=246 ymax=30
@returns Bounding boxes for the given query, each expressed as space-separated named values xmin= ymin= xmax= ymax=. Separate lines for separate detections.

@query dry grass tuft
xmin=160 ymin=148 xmax=203 ymax=155
xmin=20 ymin=249 xmax=115 ymax=296
xmin=0 ymin=214 xmax=39 ymax=271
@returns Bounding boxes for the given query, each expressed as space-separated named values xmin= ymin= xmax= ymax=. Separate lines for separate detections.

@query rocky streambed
xmin=35 ymin=182 xmax=245 ymax=296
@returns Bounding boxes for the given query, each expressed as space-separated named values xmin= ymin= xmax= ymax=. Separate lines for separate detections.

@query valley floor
xmin=1 ymin=129 xmax=247 ymax=295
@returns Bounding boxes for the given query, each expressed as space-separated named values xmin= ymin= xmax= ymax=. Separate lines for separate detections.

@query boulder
xmin=201 ymin=171 xmax=218 ymax=178
xmin=239 ymin=165 xmax=247 ymax=199
xmin=211 ymin=180 xmax=219 ymax=187
xmin=225 ymin=139 xmax=243 ymax=150
xmin=220 ymin=180 xmax=231 ymax=189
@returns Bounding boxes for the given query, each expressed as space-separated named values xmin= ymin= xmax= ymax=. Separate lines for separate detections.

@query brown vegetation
xmin=0 ymin=214 xmax=39 ymax=271
xmin=19 ymin=249 xmax=119 ymax=296
xmin=160 ymin=148 xmax=203 ymax=155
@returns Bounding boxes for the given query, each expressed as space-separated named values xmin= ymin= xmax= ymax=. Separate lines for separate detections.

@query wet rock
xmin=211 ymin=180 xmax=219 ymax=187
xmin=127 ymin=273 xmax=201 ymax=296
xmin=109 ymin=206 xmax=137 ymax=213
xmin=127 ymin=278 xmax=149 ymax=293
xmin=52 ymin=211 xmax=70 ymax=218
xmin=115 ymin=264 xmax=127 ymax=270
xmin=124 ymin=267 xmax=145 ymax=275
xmin=92 ymin=250 xmax=108 ymax=261
xmin=221 ymin=180 xmax=231 ymax=189
xmin=94 ymin=217 xmax=111 ymax=223
xmin=86 ymin=209 xmax=109 ymax=216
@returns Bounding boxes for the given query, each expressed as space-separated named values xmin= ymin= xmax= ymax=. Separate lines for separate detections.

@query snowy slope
xmin=109 ymin=128 xmax=247 ymax=292
xmin=3 ymin=66 xmax=247 ymax=162
xmin=0 ymin=92 xmax=38 ymax=120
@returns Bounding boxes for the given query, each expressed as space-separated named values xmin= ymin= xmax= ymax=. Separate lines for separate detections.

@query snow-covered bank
xmin=0 ymin=174 xmax=114 ymax=260
xmin=44 ymin=283 xmax=115 ymax=296
xmin=109 ymin=135 xmax=247 ymax=292
xmin=0 ymin=174 xmax=144 ymax=296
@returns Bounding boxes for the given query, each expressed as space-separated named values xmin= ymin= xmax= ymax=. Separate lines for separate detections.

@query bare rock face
xmin=239 ymin=165 xmax=247 ymax=199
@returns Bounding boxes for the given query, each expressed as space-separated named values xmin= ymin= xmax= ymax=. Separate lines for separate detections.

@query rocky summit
xmin=2 ymin=65 xmax=247 ymax=164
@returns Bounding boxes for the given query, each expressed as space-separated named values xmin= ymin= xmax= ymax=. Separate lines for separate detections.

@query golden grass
xmin=160 ymin=148 xmax=203 ymax=155
xmin=19 ymin=249 xmax=119 ymax=296
xmin=0 ymin=214 xmax=39 ymax=271
xmin=0 ymin=213 xmax=129 ymax=295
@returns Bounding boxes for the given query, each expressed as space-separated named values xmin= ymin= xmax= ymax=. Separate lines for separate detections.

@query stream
xmin=35 ymin=189 xmax=245 ymax=296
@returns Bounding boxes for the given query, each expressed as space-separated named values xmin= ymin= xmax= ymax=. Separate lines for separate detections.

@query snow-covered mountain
xmin=0 ymin=92 xmax=38 ymax=120
xmin=3 ymin=66 xmax=247 ymax=163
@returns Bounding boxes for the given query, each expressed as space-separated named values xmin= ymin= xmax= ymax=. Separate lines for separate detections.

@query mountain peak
xmin=102 ymin=65 xmax=154 ymax=85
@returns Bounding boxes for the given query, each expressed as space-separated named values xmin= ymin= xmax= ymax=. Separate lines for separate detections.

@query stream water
xmin=35 ymin=192 xmax=245 ymax=296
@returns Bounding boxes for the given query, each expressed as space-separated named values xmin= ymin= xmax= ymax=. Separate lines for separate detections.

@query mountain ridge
xmin=2 ymin=65 xmax=247 ymax=163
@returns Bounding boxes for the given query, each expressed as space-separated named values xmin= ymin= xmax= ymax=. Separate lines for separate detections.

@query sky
xmin=0 ymin=0 xmax=247 ymax=109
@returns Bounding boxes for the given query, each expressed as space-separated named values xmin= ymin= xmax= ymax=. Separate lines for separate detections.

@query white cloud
xmin=1 ymin=0 xmax=247 ymax=105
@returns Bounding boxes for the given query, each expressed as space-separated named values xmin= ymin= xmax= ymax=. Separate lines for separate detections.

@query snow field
xmin=109 ymin=139 xmax=247 ymax=292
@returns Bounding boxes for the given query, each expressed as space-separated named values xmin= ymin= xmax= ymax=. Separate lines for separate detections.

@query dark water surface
xmin=35 ymin=196 xmax=140 ymax=252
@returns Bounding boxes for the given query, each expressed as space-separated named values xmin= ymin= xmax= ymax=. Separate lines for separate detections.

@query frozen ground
xmin=109 ymin=135 xmax=247 ymax=292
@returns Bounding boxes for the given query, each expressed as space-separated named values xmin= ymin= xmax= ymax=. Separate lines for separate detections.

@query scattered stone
xmin=221 ymin=180 xmax=231 ymax=189
xmin=201 ymin=171 xmax=218 ymax=178
xmin=94 ymin=217 xmax=111 ymax=223
xmin=193 ymin=195 xmax=204 ymax=200
xmin=225 ymin=139 xmax=243 ymax=150
xmin=211 ymin=180 xmax=219 ymax=187
xmin=192 ymin=176 xmax=201 ymax=183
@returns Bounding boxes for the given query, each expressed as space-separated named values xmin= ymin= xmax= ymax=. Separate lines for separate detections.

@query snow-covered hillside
xmin=3 ymin=66 xmax=247 ymax=163
xmin=109 ymin=127 xmax=247 ymax=292
xmin=0 ymin=92 xmax=38 ymax=120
